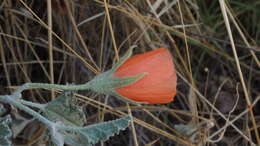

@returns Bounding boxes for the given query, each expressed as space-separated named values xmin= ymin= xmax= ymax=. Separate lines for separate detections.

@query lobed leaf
xmin=63 ymin=116 xmax=131 ymax=146
xmin=0 ymin=115 xmax=12 ymax=146
xmin=44 ymin=91 xmax=86 ymax=126
xmin=50 ymin=125 xmax=64 ymax=146
xmin=0 ymin=104 xmax=6 ymax=117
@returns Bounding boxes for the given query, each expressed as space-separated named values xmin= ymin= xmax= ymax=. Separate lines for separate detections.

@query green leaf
xmin=11 ymin=111 xmax=34 ymax=137
xmin=50 ymin=125 xmax=64 ymax=146
xmin=0 ymin=104 xmax=6 ymax=116
xmin=44 ymin=91 xmax=86 ymax=126
xmin=63 ymin=116 xmax=131 ymax=146
xmin=0 ymin=115 xmax=12 ymax=146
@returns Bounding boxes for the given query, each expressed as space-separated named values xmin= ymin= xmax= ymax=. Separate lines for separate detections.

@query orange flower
xmin=113 ymin=48 xmax=177 ymax=104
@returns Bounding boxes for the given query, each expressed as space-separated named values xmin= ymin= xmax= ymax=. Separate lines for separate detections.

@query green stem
xmin=0 ymin=95 xmax=53 ymax=127
xmin=19 ymin=99 xmax=46 ymax=110
xmin=26 ymin=82 xmax=92 ymax=90
xmin=13 ymin=82 xmax=92 ymax=96
xmin=0 ymin=95 xmax=85 ymax=132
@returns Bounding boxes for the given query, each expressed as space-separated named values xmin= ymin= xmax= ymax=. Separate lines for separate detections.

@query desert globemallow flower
xmin=88 ymin=47 xmax=177 ymax=104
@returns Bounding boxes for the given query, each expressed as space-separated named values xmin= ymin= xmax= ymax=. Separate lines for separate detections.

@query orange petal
xmin=114 ymin=48 xmax=177 ymax=104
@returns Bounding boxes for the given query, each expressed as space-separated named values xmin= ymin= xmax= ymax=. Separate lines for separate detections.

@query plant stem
xmin=0 ymin=95 xmax=53 ymax=127
xmin=0 ymin=95 xmax=84 ymax=132
xmin=19 ymin=99 xmax=46 ymax=110
xmin=13 ymin=82 xmax=92 ymax=96
xmin=26 ymin=82 xmax=92 ymax=90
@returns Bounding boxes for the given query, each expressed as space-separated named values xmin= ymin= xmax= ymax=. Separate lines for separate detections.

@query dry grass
xmin=0 ymin=0 xmax=259 ymax=145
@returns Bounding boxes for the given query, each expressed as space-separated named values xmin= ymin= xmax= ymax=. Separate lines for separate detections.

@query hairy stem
xmin=19 ymin=99 xmax=47 ymax=110
xmin=0 ymin=95 xmax=53 ymax=127
xmin=13 ymin=82 xmax=92 ymax=96
xmin=0 ymin=95 xmax=81 ymax=132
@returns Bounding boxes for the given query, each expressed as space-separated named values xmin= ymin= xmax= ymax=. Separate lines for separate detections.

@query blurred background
xmin=0 ymin=0 xmax=259 ymax=145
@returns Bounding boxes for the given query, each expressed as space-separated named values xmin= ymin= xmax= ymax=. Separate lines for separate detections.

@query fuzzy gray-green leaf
xmin=50 ymin=125 xmax=64 ymax=146
xmin=63 ymin=116 xmax=131 ymax=146
xmin=44 ymin=91 xmax=86 ymax=126
xmin=0 ymin=104 xmax=6 ymax=117
xmin=0 ymin=115 xmax=12 ymax=146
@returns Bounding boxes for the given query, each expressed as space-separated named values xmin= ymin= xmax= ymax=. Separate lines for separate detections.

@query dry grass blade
xmin=18 ymin=0 xmax=99 ymax=74
xmin=225 ymin=5 xmax=260 ymax=68
xmin=47 ymin=0 xmax=54 ymax=99
xmin=104 ymin=0 xmax=119 ymax=61
xmin=219 ymin=0 xmax=260 ymax=145
xmin=1 ymin=0 xmax=259 ymax=145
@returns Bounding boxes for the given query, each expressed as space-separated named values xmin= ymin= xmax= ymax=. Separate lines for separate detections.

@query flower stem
xmin=13 ymin=82 xmax=92 ymax=96
xmin=0 ymin=95 xmax=83 ymax=132
xmin=19 ymin=99 xmax=46 ymax=110
xmin=0 ymin=95 xmax=53 ymax=127
xmin=26 ymin=82 xmax=92 ymax=90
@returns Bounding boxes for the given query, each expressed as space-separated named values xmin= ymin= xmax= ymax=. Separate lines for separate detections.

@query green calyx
xmin=87 ymin=46 xmax=146 ymax=104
